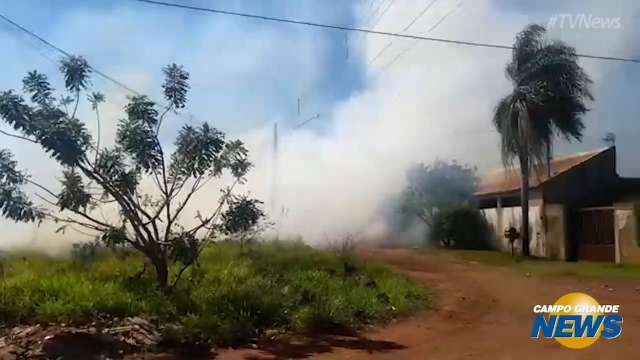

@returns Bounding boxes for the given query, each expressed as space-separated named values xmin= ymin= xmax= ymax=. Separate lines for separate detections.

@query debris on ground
xmin=0 ymin=317 xmax=161 ymax=359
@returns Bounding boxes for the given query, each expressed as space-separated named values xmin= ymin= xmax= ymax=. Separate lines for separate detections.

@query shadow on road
xmin=240 ymin=333 xmax=406 ymax=360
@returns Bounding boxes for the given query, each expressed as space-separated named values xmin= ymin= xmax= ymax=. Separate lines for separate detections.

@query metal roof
xmin=475 ymin=147 xmax=611 ymax=196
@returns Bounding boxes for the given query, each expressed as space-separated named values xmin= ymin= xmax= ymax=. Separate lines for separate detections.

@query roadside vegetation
xmin=429 ymin=206 xmax=494 ymax=250
xmin=0 ymin=36 xmax=430 ymax=354
xmin=0 ymin=57 xmax=265 ymax=292
xmin=0 ymin=241 xmax=428 ymax=346
xmin=395 ymin=160 xmax=494 ymax=250
xmin=439 ymin=249 xmax=640 ymax=280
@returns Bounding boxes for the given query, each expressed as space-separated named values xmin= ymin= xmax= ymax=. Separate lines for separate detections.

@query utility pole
xmin=546 ymin=141 xmax=552 ymax=178
xmin=270 ymin=122 xmax=279 ymax=215
xmin=344 ymin=33 xmax=349 ymax=60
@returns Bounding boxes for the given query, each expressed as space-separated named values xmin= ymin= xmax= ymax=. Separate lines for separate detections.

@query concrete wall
xmin=542 ymin=204 xmax=567 ymax=260
xmin=482 ymin=200 xmax=567 ymax=260
xmin=614 ymin=204 xmax=640 ymax=264
xmin=482 ymin=207 xmax=501 ymax=248
xmin=482 ymin=197 xmax=543 ymax=256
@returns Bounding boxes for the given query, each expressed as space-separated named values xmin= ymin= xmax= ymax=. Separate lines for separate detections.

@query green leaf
xmin=0 ymin=91 xmax=92 ymax=166
xmin=23 ymin=70 xmax=54 ymax=107
xmin=116 ymin=117 xmax=162 ymax=172
xmin=58 ymin=169 xmax=92 ymax=212
xmin=221 ymin=195 xmax=265 ymax=235
xmin=495 ymin=24 xmax=592 ymax=168
xmin=170 ymin=123 xmax=225 ymax=178
xmin=124 ymin=95 xmax=158 ymax=126
xmin=0 ymin=149 xmax=42 ymax=222
xmin=87 ymin=92 xmax=105 ymax=110
xmin=59 ymin=56 xmax=91 ymax=93
xmin=162 ymin=63 xmax=190 ymax=109
xmin=95 ymin=149 xmax=139 ymax=196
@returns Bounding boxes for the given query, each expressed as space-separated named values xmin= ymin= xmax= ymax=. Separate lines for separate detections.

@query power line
xmin=425 ymin=0 xmax=462 ymax=32
xmin=401 ymin=0 xmax=439 ymax=33
xmin=0 ymin=20 xmax=133 ymax=114
xmin=0 ymin=20 xmax=60 ymax=67
xmin=369 ymin=0 xmax=439 ymax=66
xmin=134 ymin=0 xmax=640 ymax=64
xmin=0 ymin=12 xmax=143 ymax=96
xmin=378 ymin=0 xmax=464 ymax=74
xmin=364 ymin=0 xmax=389 ymax=27
xmin=0 ymin=11 xmax=206 ymax=127
xmin=293 ymin=113 xmax=321 ymax=129
xmin=367 ymin=0 xmax=396 ymax=31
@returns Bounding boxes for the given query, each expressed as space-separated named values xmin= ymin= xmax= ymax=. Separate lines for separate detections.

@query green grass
xmin=0 ymin=241 xmax=428 ymax=345
xmin=438 ymin=249 xmax=640 ymax=280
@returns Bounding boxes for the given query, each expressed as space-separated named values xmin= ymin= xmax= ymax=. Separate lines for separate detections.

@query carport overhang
xmin=475 ymin=190 xmax=523 ymax=209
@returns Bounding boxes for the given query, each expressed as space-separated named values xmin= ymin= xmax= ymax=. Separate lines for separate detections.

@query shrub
xmin=0 ymin=242 xmax=428 ymax=347
xmin=429 ymin=206 xmax=494 ymax=250
xmin=70 ymin=240 xmax=102 ymax=263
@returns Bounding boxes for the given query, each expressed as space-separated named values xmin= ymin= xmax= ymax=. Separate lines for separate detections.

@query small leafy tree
xmin=399 ymin=160 xmax=478 ymax=226
xmin=221 ymin=195 xmax=265 ymax=248
xmin=429 ymin=206 xmax=493 ymax=249
xmin=0 ymin=56 xmax=263 ymax=290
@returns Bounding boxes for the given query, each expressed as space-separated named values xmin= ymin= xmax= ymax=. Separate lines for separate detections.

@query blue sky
xmin=1 ymin=0 xmax=638 ymax=143
xmin=0 ymin=0 xmax=366 ymax=134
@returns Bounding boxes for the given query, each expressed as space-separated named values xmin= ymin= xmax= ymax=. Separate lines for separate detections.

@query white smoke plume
xmin=1 ymin=0 xmax=638 ymax=253
xmin=241 ymin=0 xmax=639 ymax=244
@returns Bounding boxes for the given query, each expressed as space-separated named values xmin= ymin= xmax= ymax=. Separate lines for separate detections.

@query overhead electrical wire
xmin=369 ymin=0 xmax=439 ymax=66
xmin=367 ymin=0 xmax=396 ymax=31
xmin=0 ymin=12 xmax=142 ymax=96
xmin=133 ymin=0 xmax=640 ymax=64
xmin=401 ymin=0 xmax=440 ymax=33
xmin=365 ymin=0 xmax=387 ymax=25
xmin=377 ymin=0 xmax=465 ymax=74
xmin=0 ymin=11 xmax=204 ymax=126
xmin=292 ymin=113 xmax=321 ymax=129
xmin=425 ymin=0 xmax=463 ymax=32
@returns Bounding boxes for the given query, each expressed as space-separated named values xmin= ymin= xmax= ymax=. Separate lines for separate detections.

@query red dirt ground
xmin=210 ymin=249 xmax=640 ymax=360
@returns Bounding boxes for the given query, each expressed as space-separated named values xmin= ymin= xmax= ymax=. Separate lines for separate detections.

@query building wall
xmin=482 ymin=200 xmax=567 ymax=260
xmin=543 ymin=204 xmax=567 ymax=260
xmin=614 ymin=204 xmax=640 ymax=264
xmin=482 ymin=207 xmax=501 ymax=248
xmin=543 ymin=148 xmax=618 ymax=207
xmin=482 ymin=193 xmax=543 ymax=256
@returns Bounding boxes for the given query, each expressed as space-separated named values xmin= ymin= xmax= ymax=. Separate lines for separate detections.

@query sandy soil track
xmin=216 ymin=249 xmax=640 ymax=360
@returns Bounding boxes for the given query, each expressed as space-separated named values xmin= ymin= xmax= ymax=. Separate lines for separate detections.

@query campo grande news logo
xmin=530 ymin=292 xmax=623 ymax=349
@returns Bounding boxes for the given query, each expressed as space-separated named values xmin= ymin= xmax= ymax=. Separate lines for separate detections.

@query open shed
xmin=475 ymin=147 xmax=640 ymax=263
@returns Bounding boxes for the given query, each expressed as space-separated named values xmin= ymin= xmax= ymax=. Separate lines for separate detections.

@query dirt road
xmin=218 ymin=249 xmax=640 ymax=359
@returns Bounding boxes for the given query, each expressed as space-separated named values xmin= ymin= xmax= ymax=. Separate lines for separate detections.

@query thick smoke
xmin=1 ymin=0 xmax=638 ymax=253
xmin=242 ymin=0 xmax=639 ymax=244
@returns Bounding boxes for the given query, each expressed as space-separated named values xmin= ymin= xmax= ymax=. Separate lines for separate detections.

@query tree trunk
xmin=519 ymin=152 xmax=530 ymax=257
xmin=150 ymin=255 xmax=169 ymax=291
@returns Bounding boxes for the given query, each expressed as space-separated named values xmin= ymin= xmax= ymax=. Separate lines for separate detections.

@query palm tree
xmin=493 ymin=24 xmax=593 ymax=256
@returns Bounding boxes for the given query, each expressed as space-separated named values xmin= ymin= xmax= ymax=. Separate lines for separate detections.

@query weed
xmin=0 ymin=241 xmax=428 ymax=346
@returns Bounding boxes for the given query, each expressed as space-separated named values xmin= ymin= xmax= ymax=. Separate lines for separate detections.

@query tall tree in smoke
xmin=493 ymin=24 xmax=593 ymax=256
xmin=400 ymin=160 xmax=477 ymax=226
xmin=0 ymin=56 xmax=263 ymax=290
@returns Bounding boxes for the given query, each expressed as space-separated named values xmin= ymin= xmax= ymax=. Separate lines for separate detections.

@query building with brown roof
xmin=475 ymin=147 xmax=640 ymax=264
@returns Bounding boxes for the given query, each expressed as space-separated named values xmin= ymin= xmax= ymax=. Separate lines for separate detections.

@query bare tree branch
xmin=0 ymin=129 xmax=38 ymax=144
